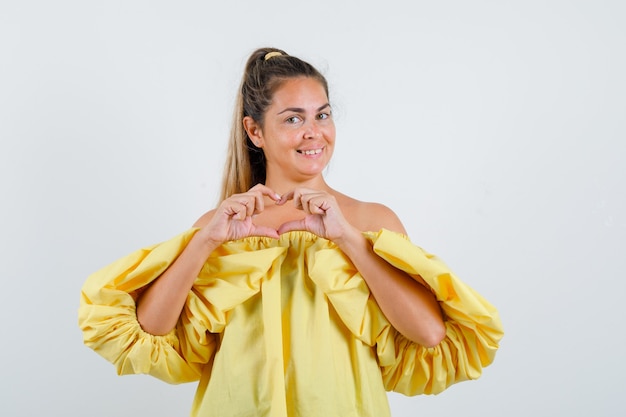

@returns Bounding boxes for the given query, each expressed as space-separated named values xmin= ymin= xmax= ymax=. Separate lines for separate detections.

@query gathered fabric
xmin=79 ymin=229 xmax=503 ymax=417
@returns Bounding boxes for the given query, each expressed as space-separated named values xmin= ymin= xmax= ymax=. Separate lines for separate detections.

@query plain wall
xmin=1 ymin=1 xmax=625 ymax=415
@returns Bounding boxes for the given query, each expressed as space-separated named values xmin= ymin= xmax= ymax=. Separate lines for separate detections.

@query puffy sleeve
xmin=367 ymin=229 xmax=504 ymax=395
xmin=310 ymin=228 xmax=504 ymax=396
xmin=78 ymin=228 xmax=209 ymax=384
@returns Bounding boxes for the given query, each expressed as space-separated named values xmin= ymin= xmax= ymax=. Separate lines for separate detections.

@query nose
xmin=303 ymin=121 xmax=321 ymax=139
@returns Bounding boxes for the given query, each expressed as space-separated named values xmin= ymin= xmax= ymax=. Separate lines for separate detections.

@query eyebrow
xmin=277 ymin=103 xmax=331 ymax=115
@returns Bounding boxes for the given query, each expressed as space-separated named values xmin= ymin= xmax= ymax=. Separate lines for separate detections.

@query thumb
xmin=277 ymin=219 xmax=308 ymax=235
xmin=251 ymin=225 xmax=280 ymax=239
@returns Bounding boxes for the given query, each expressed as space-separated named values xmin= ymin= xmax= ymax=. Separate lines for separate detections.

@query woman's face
xmin=252 ymin=77 xmax=335 ymax=183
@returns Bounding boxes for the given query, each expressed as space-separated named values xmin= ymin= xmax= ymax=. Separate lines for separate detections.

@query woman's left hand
xmin=276 ymin=188 xmax=354 ymax=242
xmin=278 ymin=188 xmax=446 ymax=346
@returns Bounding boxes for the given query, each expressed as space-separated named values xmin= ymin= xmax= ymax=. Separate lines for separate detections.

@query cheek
xmin=327 ymin=128 xmax=336 ymax=145
xmin=324 ymin=124 xmax=336 ymax=143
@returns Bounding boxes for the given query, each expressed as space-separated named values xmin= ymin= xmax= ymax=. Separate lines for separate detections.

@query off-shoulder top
xmin=78 ymin=229 xmax=503 ymax=417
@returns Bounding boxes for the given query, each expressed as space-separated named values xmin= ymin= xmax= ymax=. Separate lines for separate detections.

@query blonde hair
xmin=218 ymin=47 xmax=329 ymax=203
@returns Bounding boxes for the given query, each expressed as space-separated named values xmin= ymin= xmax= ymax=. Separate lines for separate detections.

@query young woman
xmin=79 ymin=47 xmax=503 ymax=417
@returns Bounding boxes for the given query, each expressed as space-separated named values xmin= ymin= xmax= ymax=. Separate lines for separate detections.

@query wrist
xmin=333 ymin=225 xmax=367 ymax=256
xmin=190 ymin=230 xmax=221 ymax=256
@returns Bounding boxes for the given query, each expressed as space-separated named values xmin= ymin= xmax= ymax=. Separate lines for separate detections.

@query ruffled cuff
xmin=79 ymin=231 xmax=291 ymax=384
xmin=78 ymin=229 xmax=206 ymax=384
xmin=309 ymin=229 xmax=503 ymax=395
xmin=367 ymin=229 xmax=504 ymax=395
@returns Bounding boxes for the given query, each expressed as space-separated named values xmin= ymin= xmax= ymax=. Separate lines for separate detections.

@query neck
xmin=264 ymin=173 xmax=330 ymax=196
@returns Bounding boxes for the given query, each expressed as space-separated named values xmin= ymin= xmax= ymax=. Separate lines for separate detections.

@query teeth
xmin=301 ymin=148 xmax=322 ymax=155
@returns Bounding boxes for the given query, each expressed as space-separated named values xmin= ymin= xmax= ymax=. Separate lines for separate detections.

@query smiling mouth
xmin=297 ymin=148 xmax=323 ymax=155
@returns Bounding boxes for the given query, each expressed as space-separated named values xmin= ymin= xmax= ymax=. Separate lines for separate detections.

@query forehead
xmin=270 ymin=77 xmax=329 ymax=108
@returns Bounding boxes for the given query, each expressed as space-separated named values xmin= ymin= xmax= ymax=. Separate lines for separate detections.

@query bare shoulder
xmin=354 ymin=201 xmax=407 ymax=233
xmin=192 ymin=209 xmax=217 ymax=228
xmin=334 ymin=191 xmax=406 ymax=234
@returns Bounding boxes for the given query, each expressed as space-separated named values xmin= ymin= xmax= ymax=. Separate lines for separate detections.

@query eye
xmin=317 ymin=112 xmax=331 ymax=120
xmin=286 ymin=115 xmax=302 ymax=124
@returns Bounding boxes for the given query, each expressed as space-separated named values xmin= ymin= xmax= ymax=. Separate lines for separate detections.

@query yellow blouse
xmin=78 ymin=229 xmax=503 ymax=417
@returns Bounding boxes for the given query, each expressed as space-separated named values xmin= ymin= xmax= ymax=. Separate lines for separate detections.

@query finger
xmin=229 ymin=194 xmax=260 ymax=217
xmin=277 ymin=188 xmax=312 ymax=207
xmin=300 ymin=193 xmax=324 ymax=215
xmin=226 ymin=202 xmax=248 ymax=220
xmin=251 ymin=190 xmax=264 ymax=214
xmin=307 ymin=197 xmax=329 ymax=215
xmin=247 ymin=199 xmax=257 ymax=217
xmin=227 ymin=197 xmax=254 ymax=218
xmin=250 ymin=225 xmax=280 ymax=239
xmin=299 ymin=194 xmax=311 ymax=214
xmin=231 ymin=198 xmax=254 ymax=220
xmin=249 ymin=183 xmax=281 ymax=202
xmin=277 ymin=190 xmax=295 ymax=206
xmin=277 ymin=219 xmax=308 ymax=235
xmin=294 ymin=190 xmax=306 ymax=210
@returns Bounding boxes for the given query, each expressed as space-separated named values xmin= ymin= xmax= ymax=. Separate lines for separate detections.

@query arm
xmin=137 ymin=185 xmax=281 ymax=335
xmin=136 ymin=230 xmax=219 ymax=335
xmin=78 ymin=228 xmax=210 ymax=383
xmin=277 ymin=190 xmax=446 ymax=347
xmin=334 ymin=222 xmax=446 ymax=348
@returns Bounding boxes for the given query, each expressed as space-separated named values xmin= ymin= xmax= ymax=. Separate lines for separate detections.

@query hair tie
xmin=264 ymin=51 xmax=282 ymax=61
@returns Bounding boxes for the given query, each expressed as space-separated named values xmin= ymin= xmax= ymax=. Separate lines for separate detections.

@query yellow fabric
xmin=79 ymin=229 xmax=503 ymax=417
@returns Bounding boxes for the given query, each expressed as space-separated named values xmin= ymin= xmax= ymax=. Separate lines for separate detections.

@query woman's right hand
xmin=137 ymin=186 xmax=279 ymax=335
xmin=197 ymin=184 xmax=282 ymax=246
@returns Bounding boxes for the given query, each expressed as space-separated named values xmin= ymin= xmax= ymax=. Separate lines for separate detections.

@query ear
xmin=243 ymin=116 xmax=264 ymax=148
